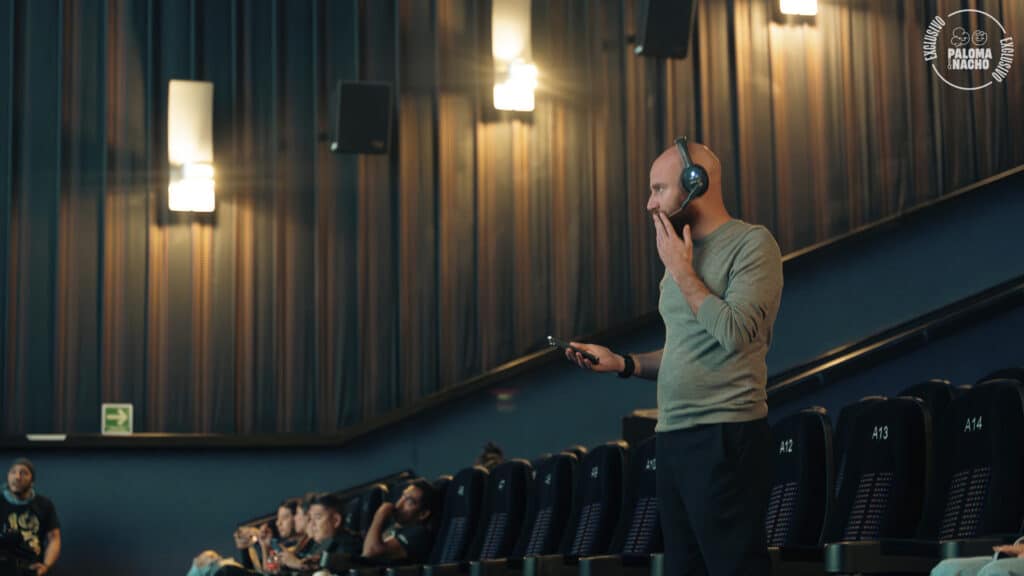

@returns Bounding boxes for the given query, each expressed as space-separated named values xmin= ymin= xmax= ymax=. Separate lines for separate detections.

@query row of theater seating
xmin=340 ymin=435 xmax=661 ymax=576
xmin=264 ymin=366 xmax=1024 ymax=576
xmin=768 ymin=367 xmax=1024 ymax=575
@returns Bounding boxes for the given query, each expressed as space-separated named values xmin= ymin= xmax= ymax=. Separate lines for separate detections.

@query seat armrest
xmin=521 ymin=554 xmax=572 ymax=576
xmin=824 ymin=540 xmax=939 ymax=574
xmin=768 ymin=546 xmax=824 ymax=576
xmin=939 ymin=535 xmax=1022 ymax=559
xmin=384 ymin=565 xmax=424 ymax=576
xmin=772 ymin=545 xmax=823 ymax=562
xmin=649 ymin=553 xmax=663 ymax=576
xmin=423 ymin=562 xmax=469 ymax=576
xmin=577 ymin=555 xmax=651 ymax=576
xmin=469 ymin=559 xmax=517 ymax=576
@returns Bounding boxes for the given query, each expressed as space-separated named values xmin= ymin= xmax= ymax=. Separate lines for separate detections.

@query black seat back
xmin=824 ymin=397 xmax=931 ymax=542
xmin=979 ymin=367 xmax=1024 ymax=386
xmin=343 ymin=494 xmax=362 ymax=536
xmin=899 ymin=379 xmax=955 ymax=422
xmin=609 ymin=436 xmax=661 ymax=556
xmin=512 ymin=452 xmax=578 ymax=558
xmin=358 ymin=484 xmax=388 ymax=537
xmin=564 ymin=445 xmax=588 ymax=464
xmin=766 ymin=407 xmax=834 ymax=547
xmin=431 ymin=475 xmax=453 ymax=535
xmin=919 ymin=379 xmax=1024 ymax=539
xmin=471 ymin=460 xmax=532 ymax=560
xmin=559 ymin=442 xmax=627 ymax=557
xmin=428 ymin=466 xmax=488 ymax=565
xmin=833 ymin=396 xmax=886 ymax=497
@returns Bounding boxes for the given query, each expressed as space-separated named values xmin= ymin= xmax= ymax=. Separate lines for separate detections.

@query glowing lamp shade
xmin=167 ymin=80 xmax=215 ymax=212
xmin=779 ymin=0 xmax=817 ymax=16
xmin=492 ymin=0 xmax=535 ymax=112
xmin=493 ymin=60 xmax=538 ymax=112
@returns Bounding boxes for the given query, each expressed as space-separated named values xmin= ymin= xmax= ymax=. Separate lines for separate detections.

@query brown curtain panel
xmin=1 ymin=0 xmax=1021 ymax=433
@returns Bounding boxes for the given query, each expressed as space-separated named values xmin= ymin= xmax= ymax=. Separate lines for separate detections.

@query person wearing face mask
xmin=566 ymin=140 xmax=783 ymax=576
xmin=1 ymin=458 xmax=60 ymax=576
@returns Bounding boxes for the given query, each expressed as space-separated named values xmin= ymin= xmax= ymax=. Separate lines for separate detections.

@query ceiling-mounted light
xmin=167 ymin=79 xmax=215 ymax=213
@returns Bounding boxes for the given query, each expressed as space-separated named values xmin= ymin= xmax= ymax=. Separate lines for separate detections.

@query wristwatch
xmin=617 ymin=354 xmax=635 ymax=379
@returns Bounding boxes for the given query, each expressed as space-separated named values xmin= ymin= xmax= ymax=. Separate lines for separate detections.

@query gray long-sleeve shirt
xmin=655 ymin=218 xmax=784 ymax=432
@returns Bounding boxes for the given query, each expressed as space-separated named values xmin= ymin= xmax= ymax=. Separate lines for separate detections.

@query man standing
xmin=2 ymin=458 xmax=61 ymax=575
xmin=567 ymin=140 xmax=783 ymax=575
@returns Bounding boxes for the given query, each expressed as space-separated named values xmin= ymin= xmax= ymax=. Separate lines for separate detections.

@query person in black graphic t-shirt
xmin=0 ymin=458 xmax=60 ymax=575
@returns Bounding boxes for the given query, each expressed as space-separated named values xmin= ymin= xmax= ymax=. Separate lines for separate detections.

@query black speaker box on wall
xmin=330 ymin=81 xmax=393 ymax=155
xmin=634 ymin=0 xmax=697 ymax=59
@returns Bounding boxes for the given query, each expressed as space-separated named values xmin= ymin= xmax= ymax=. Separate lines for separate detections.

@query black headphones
xmin=668 ymin=136 xmax=709 ymax=217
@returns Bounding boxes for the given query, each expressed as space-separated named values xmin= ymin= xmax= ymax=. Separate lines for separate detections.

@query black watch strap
xmin=617 ymin=354 xmax=635 ymax=379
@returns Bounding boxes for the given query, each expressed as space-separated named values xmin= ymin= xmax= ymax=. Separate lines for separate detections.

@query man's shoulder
xmin=731 ymin=221 xmax=780 ymax=255
xmin=31 ymin=494 xmax=56 ymax=510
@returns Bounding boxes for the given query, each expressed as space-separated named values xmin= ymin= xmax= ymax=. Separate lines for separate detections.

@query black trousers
xmin=656 ymin=418 xmax=773 ymax=576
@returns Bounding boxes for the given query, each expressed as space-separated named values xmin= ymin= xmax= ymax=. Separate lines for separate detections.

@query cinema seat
xmin=765 ymin=407 xmax=834 ymax=576
xmin=470 ymin=452 xmax=578 ymax=576
xmin=899 ymin=379 xmax=956 ymax=419
xmin=577 ymin=436 xmax=662 ymax=576
xmin=383 ymin=466 xmax=489 ymax=576
xmin=359 ymin=485 xmax=390 ymax=538
xmin=833 ymin=395 xmax=887 ymax=498
xmin=821 ymin=379 xmax=1024 ymax=573
xmin=421 ymin=461 xmax=532 ymax=576
xmin=820 ymin=397 xmax=933 ymax=573
xmin=519 ymin=442 xmax=628 ymax=576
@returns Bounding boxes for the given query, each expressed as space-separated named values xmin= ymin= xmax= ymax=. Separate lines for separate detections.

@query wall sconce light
xmin=167 ymin=79 xmax=215 ymax=213
xmin=779 ymin=0 xmax=817 ymax=16
xmin=491 ymin=0 xmax=535 ymax=112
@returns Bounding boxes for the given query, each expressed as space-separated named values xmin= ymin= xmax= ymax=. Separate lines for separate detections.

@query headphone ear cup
xmin=681 ymin=165 xmax=709 ymax=197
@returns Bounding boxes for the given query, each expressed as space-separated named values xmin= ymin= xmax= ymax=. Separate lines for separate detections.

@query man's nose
xmin=645 ymin=196 xmax=657 ymax=213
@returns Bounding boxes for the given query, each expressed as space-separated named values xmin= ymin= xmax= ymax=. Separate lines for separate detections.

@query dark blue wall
xmin=5 ymin=172 xmax=1024 ymax=575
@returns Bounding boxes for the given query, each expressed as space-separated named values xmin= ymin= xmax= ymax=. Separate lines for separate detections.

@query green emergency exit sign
xmin=101 ymin=403 xmax=133 ymax=435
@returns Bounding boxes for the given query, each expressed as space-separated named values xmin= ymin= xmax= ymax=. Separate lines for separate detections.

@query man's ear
xmin=331 ymin=511 xmax=343 ymax=529
xmin=417 ymin=509 xmax=430 ymax=522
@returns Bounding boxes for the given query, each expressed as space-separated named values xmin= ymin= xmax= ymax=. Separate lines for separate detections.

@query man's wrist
xmin=617 ymin=354 xmax=634 ymax=379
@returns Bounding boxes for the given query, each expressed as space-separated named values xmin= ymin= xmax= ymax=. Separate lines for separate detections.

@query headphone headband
xmin=674 ymin=137 xmax=694 ymax=170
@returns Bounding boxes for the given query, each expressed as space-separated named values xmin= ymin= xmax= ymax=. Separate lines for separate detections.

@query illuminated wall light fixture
xmin=779 ymin=0 xmax=817 ymax=16
xmin=492 ymin=0 xmax=536 ymax=112
xmin=167 ymin=79 xmax=215 ymax=213
xmin=493 ymin=59 xmax=538 ymax=112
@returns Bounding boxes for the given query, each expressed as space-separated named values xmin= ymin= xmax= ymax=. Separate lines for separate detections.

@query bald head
xmin=646 ymin=140 xmax=729 ymax=235
xmin=651 ymin=140 xmax=721 ymax=192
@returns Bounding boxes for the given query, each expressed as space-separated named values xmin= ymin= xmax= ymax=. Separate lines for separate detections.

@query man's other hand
xmin=565 ymin=342 xmax=624 ymax=374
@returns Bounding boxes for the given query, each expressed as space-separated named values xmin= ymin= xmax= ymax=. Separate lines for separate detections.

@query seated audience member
xmin=275 ymin=499 xmax=301 ymax=549
xmin=256 ymin=497 xmax=303 ymax=571
xmin=930 ymin=539 xmax=1024 ymax=576
xmin=188 ymin=550 xmax=245 ymax=576
xmin=276 ymin=493 xmax=351 ymax=574
xmin=476 ymin=442 xmax=504 ymax=471
xmin=287 ymin=494 xmax=317 ymax=558
xmin=233 ymin=521 xmax=277 ymax=572
xmin=357 ymin=479 xmax=437 ymax=566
